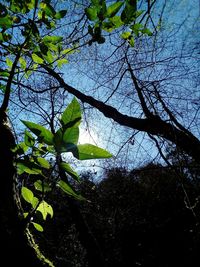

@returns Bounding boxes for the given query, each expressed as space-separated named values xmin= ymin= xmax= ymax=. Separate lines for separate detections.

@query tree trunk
xmin=0 ymin=115 xmax=46 ymax=267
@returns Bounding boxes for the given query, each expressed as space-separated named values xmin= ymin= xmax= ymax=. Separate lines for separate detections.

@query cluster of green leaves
xmin=85 ymin=0 xmax=152 ymax=46
xmin=14 ymin=98 xmax=112 ymax=231
xmin=0 ymin=0 xmax=72 ymax=89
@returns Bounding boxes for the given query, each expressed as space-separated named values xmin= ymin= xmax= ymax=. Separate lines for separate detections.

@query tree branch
xmin=43 ymin=65 xmax=200 ymax=162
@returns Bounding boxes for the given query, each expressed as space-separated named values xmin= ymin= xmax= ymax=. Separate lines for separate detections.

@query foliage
xmin=14 ymin=97 xmax=112 ymax=232
xmin=38 ymin=164 xmax=200 ymax=266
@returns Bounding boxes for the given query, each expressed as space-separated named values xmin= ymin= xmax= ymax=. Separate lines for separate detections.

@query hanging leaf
xmin=6 ymin=57 xmax=13 ymax=68
xmin=37 ymin=200 xmax=53 ymax=220
xmin=70 ymin=144 xmax=112 ymax=160
xmin=17 ymin=159 xmax=42 ymax=175
xmin=24 ymin=129 xmax=35 ymax=147
xmin=57 ymin=180 xmax=85 ymax=200
xmin=57 ymin=58 xmax=68 ymax=68
xmin=61 ymin=97 xmax=82 ymax=128
xmin=34 ymin=180 xmax=52 ymax=192
xmin=43 ymin=35 xmax=63 ymax=44
xmin=107 ymin=1 xmax=123 ymax=18
xmin=54 ymin=10 xmax=67 ymax=19
xmin=63 ymin=127 xmax=79 ymax=145
xmin=121 ymin=31 xmax=131 ymax=39
xmin=36 ymin=157 xmax=50 ymax=169
xmin=32 ymin=222 xmax=44 ymax=232
xmin=85 ymin=7 xmax=98 ymax=21
xmin=21 ymin=120 xmax=54 ymax=145
xmin=21 ymin=186 xmax=34 ymax=204
xmin=60 ymin=162 xmax=80 ymax=181
xmin=32 ymin=53 xmax=44 ymax=64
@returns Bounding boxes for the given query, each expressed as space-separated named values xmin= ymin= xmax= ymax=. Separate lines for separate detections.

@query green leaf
xmin=141 ymin=27 xmax=153 ymax=36
xmin=57 ymin=58 xmax=68 ymax=68
xmin=32 ymin=222 xmax=44 ymax=232
xmin=21 ymin=186 xmax=34 ymax=204
xmin=24 ymin=130 xmax=35 ymax=147
xmin=32 ymin=53 xmax=44 ymax=64
xmin=21 ymin=121 xmax=54 ymax=145
xmin=107 ymin=1 xmax=123 ymax=18
xmin=63 ymin=127 xmax=79 ymax=145
xmin=0 ymin=69 xmax=9 ymax=77
xmin=37 ymin=201 xmax=53 ymax=220
xmin=43 ymin=35 xmax=63 ymax=44
xmin=121 ymin=31 xmax=131 ymax=39
xmin=12 ymin=142 xmax=28 ymax=155
xmin=43 ymin=3 xmax=56 ymax=18
xmin=129 ymin=36 xmax=135 ymax=47
xmin=71 ymin=144 xmax=112 ymax=160
xmin=61 ymin=98 xmax=82 ymax=127
xmin=60 ymin=162 xmax=80 ymax=181
xmin=32 ymin=197 xmax=39 ymax=209
xmin=54 ymin=127 xmax=79 ymax=153
xmin=19 ymin=57 xmax=27 ymax=70
xmin=55 ymin=10 xmax=67 ymax=19
xmin=57 ymin=180 xmax=85 ymax=200
xmin=0 ymin=83 xmax=6 ymax=92
xmin=6 ymin=58 xmax=13 ymax=68
xmin=36 ymin=157 xmax=50 ymax=169
xmin=0 ymin=15 xmax=13 ymax=29
xmin=85 ymin=7 xmax=98 ymax=21
xmin=121 ymin=1 xmax=137 ymax=24
xmin=34 ymin=180 xmax=52 ymax=192
xmin=17 ymin=159 xmax=42 ymax=175
xmin=131 ymin=23 xmax=143 ymax=36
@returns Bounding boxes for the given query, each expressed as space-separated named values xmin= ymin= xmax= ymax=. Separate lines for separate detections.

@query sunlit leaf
xmin=37 ymin=201 xmax=53 ymax=220
xmin=63 ymin=127 xmax=79 ymax=144
xmin=61 ymin=97 xmax=81 ymax=127
xmin=43 ymin=35 xmax=63 ymax=44
xmin=6 ymin=58 xmax=13 ymax=68
xmin=121 ymin=31 xmax=131 ymax=39
xmin=19 ymin=57 xmax=27 ymax=70
xmin=21 ymin=186 xmax=34 ymax=204
xmin=32 ymin=53 xmax=44 ymax=64
xmin=129 ymin=36 xmax=135 ymax=47
xmin=32 ymin=222 xmax=44 ymax=232
xmin=57 ymin=58 xmax=68 ymax=68
xmin=71 ymin=144 xmax=112 ymax=160
xmin=107 ymin=1 xmax=123 ymax=18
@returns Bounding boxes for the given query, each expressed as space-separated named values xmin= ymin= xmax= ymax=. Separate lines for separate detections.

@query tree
xmin=0 ymin=0 xmax=199 ymax=265
xmin=36 ymin=163 xmax=200 ymax=266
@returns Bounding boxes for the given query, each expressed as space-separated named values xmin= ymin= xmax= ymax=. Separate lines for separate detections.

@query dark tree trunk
xmin=0 ymin=114 xmax=46 ymax=267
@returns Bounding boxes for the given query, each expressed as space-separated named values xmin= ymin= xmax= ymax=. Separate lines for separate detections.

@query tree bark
xmin=44 ymin=66 xmax=200 ymax=163
xmin=0 ymin=112 xmax=47 ymax=267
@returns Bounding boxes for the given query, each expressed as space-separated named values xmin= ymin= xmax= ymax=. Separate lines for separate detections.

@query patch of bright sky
xmin=61 ymin=0 xmax=200 ymax=175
